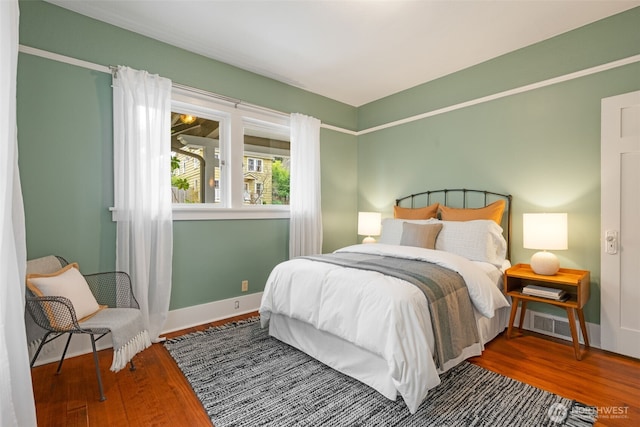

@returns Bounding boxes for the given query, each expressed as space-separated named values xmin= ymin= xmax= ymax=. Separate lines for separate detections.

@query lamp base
xmin=362 ymin=236 xmax=376 ymax=244
xmin=530 ymin=251 xmax=560 ymax=275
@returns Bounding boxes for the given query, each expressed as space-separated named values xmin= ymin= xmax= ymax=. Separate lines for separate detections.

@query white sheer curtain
xmin=289 ymin=113 xmax=323 ymax=257
xmin=1 ymin=1 xmax=38 ymax=426
xmin=113 ymin=66 xmax=173 ymax=342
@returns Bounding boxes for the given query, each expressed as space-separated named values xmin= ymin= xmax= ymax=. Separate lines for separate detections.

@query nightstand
xmin=504 ymin=263 xmax=590 ymax=360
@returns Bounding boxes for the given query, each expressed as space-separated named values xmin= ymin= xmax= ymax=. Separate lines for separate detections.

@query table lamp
xmin=358 ymin=212 xmax=381 ymax=244
xmin=523 ymin=213 xmax=568 ymax=275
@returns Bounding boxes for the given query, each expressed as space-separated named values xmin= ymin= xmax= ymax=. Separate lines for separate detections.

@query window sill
xmin=173 ymin=205 xmax=290 ymax=220
xmin=110 ymin=205 xmax=290 ymax=221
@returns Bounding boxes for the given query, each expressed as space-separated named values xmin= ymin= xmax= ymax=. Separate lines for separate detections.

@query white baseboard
xmin=514 ymin=307 xmax=601 ymax=349
xmin=163 ymin=292 xmax=263 ymax=334
xmin=31 ymin=300 xmax=599 ymax=367
xmin=31 ymin=292 xmax=263 ymax=367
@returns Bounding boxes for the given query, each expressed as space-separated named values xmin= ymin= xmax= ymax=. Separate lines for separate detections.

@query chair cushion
xmin=27 ymin=263 xmax=103 ymax=328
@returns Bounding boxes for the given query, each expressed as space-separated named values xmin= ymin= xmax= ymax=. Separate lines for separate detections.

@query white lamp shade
xmin=358 ymin=212 xmax=381 ymax=237
xmin=523 ymin=213 xmax=568 ymax=250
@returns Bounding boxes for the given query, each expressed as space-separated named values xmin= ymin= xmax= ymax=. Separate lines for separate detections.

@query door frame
xmin=600 ymin=90 xmax=640 ymax=358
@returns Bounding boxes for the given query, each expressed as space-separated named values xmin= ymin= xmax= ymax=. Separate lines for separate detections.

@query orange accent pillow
xmin=394 ymin=203 xmax=439 ymax=220
xmin=438 ymin=200 xmax=506 ymax=224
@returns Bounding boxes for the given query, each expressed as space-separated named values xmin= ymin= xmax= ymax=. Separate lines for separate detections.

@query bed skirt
xmin=266 ymin=306 xmax=509 ymax=407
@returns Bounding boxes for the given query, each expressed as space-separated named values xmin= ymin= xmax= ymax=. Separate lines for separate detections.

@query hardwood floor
xmin=31 ymin=313 xmax=640 ymax=426
xmin=468 ymin=331 xmax=640 ymax=427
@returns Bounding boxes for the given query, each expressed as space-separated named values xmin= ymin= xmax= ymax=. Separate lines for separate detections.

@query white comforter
xmin=259 ymin=244 xmax=510 ymax=413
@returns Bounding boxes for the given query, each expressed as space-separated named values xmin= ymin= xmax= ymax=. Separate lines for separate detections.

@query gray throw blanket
xmin=80 ymin=308 xmax=151 ymax=372
xmin=302 ymin=253 xmax=480 ymax=369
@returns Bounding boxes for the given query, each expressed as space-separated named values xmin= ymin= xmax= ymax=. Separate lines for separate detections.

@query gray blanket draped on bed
xmin=302 ymin=253 xmax=480 ymax=369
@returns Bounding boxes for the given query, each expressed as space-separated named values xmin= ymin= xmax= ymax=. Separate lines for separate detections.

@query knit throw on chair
xmin=80 ymin=308 xmax=152 ymax=372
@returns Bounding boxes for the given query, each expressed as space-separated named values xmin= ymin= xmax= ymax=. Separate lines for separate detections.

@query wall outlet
xmin=234 ymin=300 xmax=240 ymax=309
xmin=241 ymin=280 xmax=249 ymax=292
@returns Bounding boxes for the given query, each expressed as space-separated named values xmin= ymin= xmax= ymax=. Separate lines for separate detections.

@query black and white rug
xmin=165 ymin=318 xmax=596 ymax=427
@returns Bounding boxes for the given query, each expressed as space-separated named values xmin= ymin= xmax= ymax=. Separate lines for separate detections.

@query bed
xmin=259 ymin=189 xmax=513 ymax=414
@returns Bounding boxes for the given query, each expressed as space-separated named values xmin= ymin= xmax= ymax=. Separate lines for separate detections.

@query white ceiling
xmin=46 ymin=0 xmax=639 ymax=106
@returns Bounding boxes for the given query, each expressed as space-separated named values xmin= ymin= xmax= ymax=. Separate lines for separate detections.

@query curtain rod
xmin=18 ymin=44 xmax=357 ymax=136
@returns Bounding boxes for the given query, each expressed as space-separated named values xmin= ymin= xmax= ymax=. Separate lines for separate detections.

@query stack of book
xmin=522 ymin=284 xmax=568 ymax=301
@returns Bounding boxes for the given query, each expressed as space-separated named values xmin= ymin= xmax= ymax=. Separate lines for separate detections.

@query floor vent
xmin=530 ymin=312 xmax=581 ymax=342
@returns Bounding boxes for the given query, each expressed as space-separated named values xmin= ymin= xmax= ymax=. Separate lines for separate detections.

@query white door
xmin=601 ymin=90 xmax=640 ymax=358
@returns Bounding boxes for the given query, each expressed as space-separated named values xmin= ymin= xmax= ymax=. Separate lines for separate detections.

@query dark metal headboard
xmin=395 ymin=189 xmax=513 ymax=259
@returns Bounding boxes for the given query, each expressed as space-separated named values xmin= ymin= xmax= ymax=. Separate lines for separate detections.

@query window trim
xmin=112 ymin=88 xmax=291 ymax=222
xmin=171 ymin=204 xmax=290 ymax=220
xmin=111 ymin=205 xmax=290 ymax=221
xmin=169 ymin=87 xmax=291 ymax=220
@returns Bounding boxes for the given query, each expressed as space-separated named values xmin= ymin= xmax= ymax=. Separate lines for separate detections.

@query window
xmin=171 ymin=87 xmax=290 ymax=219
xmin=243 ymin=183 xmax=250 ymax=202
xmin=247 ymin=158 xmax=263 ymax=172
xmin=243 ymin=120 xmax=290 ymax=206
xmin=252 ymin=182 xmax=264 ymax=204
xmin=170 ymin=114 xmax=220 ymax=204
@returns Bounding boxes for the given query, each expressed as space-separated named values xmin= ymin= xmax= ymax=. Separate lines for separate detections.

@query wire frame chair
xmin=26 ymin=256 xmax=141 ymax=401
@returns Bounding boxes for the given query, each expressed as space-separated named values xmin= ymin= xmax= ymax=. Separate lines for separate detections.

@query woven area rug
xmin=165 ymin=318 xmax=596 ymax=427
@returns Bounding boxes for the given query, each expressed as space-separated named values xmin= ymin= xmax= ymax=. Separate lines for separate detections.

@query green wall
xmin=17 ymin=0 xmax=358 ymax=310
xmin=356 ymin=7 xmax=640 ymax=323
xmin=17 ymin=1 xmax=640 ymax=323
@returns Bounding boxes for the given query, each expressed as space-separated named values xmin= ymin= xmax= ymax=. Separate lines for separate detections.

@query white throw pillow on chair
xmin=27 ymin=263 xmax=103 ymax=328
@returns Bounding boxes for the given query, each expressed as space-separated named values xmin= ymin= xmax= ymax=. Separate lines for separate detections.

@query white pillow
xmin=435 ymin=220 xmax=507 ymax=266
xmin=379 ymin=218 xmax=438 ymax=245
xmin=27 ymin=263 xmax=102 ymax=328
